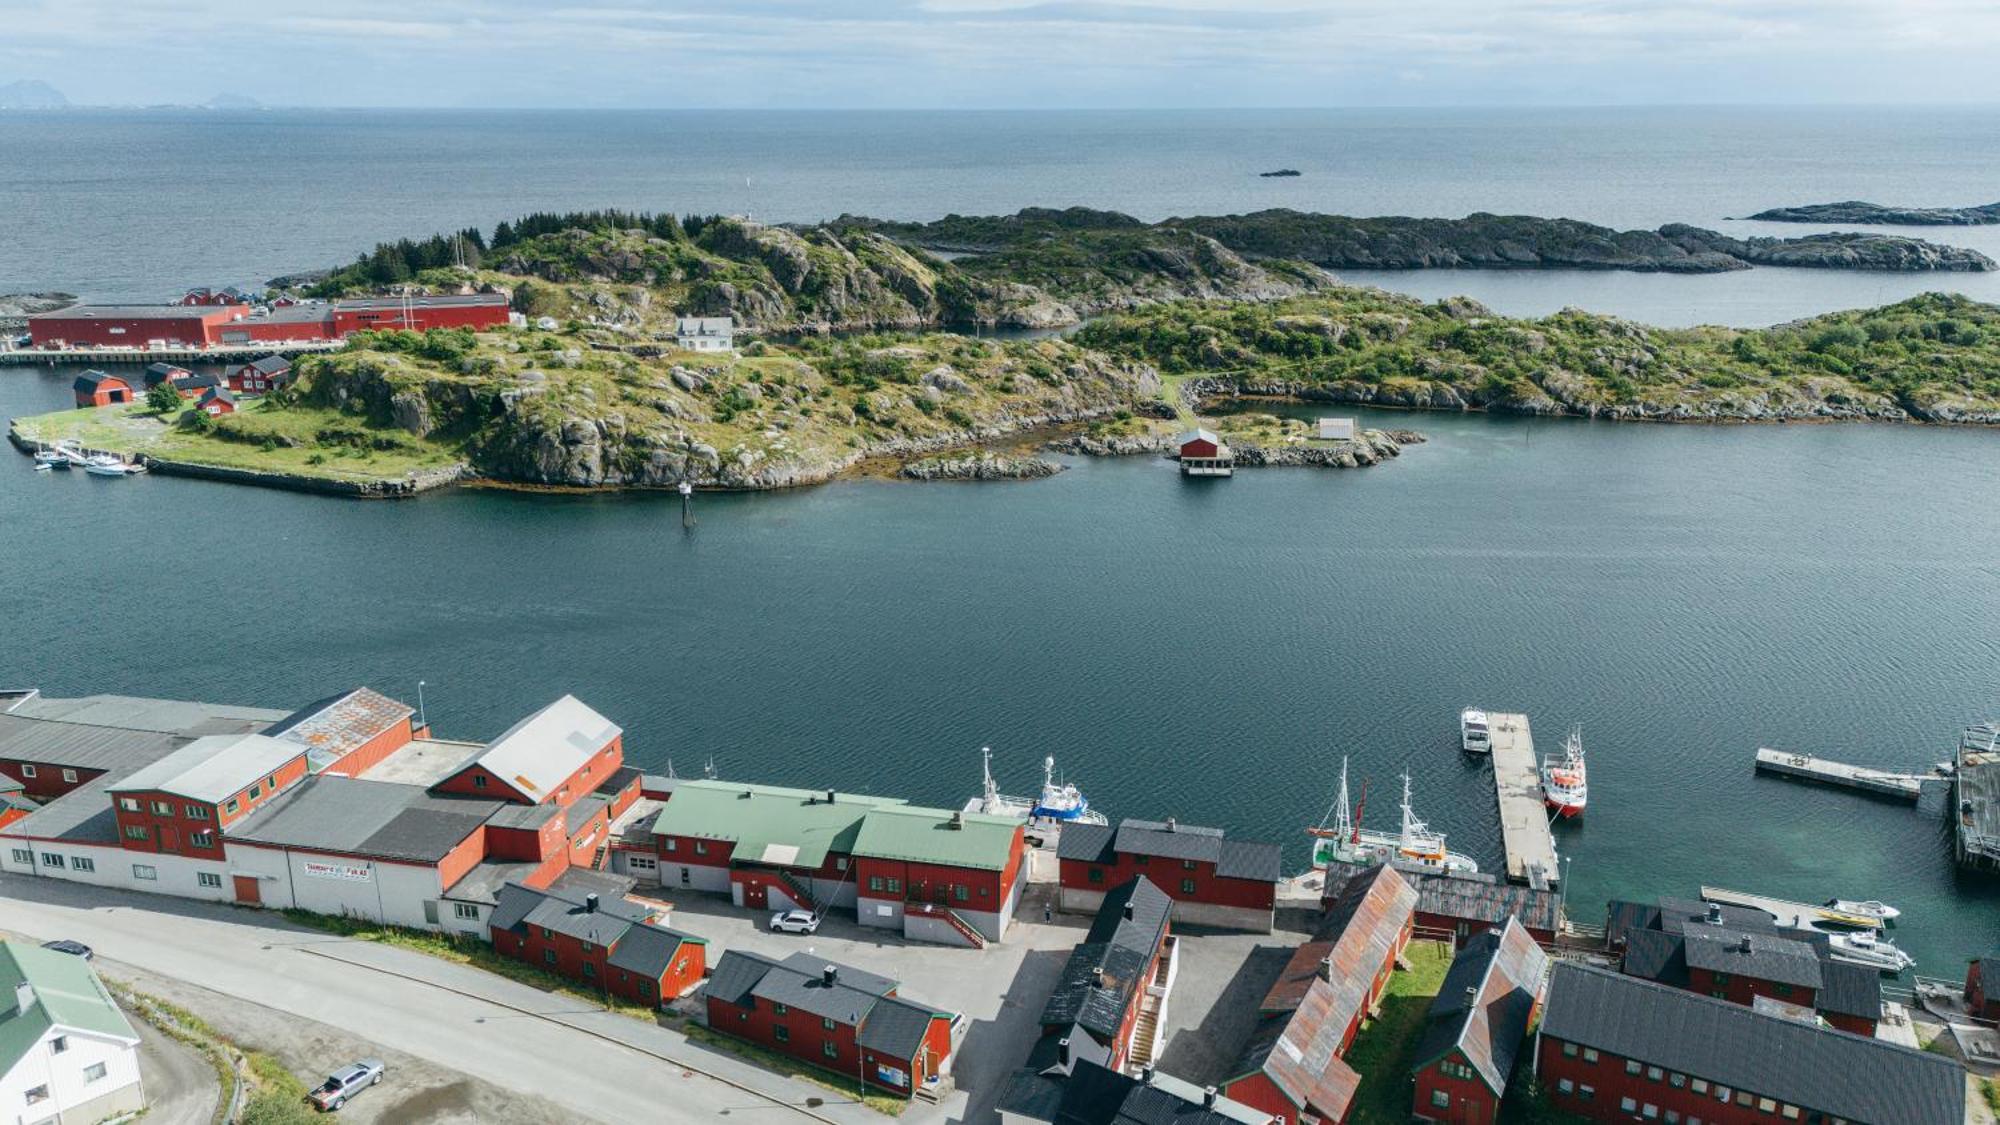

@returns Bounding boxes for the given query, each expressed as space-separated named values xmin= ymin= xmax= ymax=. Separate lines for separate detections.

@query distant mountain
xmin=0 ymin=80 xmax=68 ymax=109
xmin=205 ymin=93 xmax=263 ymax=110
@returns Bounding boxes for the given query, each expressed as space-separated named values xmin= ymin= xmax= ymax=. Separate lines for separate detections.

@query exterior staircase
xmin=909 ymin=904 xmax=988 ymax=949
xmin=590 ymin=844 xmax=609 ymax=870
xmin=774 ymin=869 xmax=817 ymax=912
xmin=1128 ymin=1007 xmax=1160 ymax=1069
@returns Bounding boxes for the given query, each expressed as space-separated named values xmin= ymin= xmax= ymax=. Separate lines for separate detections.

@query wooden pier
xmin=1488 ymin=711 xmax=1560 ymax=889
xmin=1753 ymin=748 xmax=1928 ymax=802
xmin=0 ymin=341 xmax=342 ymax=367
xmin=1700 ymin=885 xmax=1883 ymax=931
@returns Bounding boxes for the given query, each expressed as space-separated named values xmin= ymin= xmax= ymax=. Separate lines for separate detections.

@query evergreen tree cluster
xmin=317 ymin=211 xmax=727 ymax=294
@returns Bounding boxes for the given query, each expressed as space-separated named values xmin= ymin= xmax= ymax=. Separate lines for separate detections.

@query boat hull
xmin=1545 ymin=798 xmax=1586 ymax=818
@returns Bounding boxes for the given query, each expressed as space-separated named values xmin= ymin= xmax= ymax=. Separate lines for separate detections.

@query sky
xmin=3 ymin=0 xmax=2000 ymax=109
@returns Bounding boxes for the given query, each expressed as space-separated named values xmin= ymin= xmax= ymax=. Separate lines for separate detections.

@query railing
xmin=909 ymin=903 xmax=987 ymax=949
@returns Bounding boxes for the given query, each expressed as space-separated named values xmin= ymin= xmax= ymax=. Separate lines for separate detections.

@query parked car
xmin=769 ymin=909 xmax=821 ymax=934
xmin=40 ymin=940 xmax=92 ymax=960
xmin=308 ymin=1060 xmax=385 ymax=1111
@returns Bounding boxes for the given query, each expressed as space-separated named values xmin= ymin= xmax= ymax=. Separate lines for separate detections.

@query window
xmin=133 ymin=864 xmax=156 ymax=880
xmin=123 ymin=826 xmax=149 ymax=841
xmin=118 ymin=798 xmax=138 ymax=811
xmin=542 ymin=927 xmax=555 ymax=940
xmin=1774 ymin=983 xmax=1791 ymax=996
xmin=8 ymin=848 xmax=28 ymax=865
xmin=1562 ymin=1041 xmax=1578 ymax=1058
xmin=223 ymin=799 xmax=239 ymax=815
xmin=61 ymin=769 xmax=77 ymax=783
xmin=1692 ymin=1079 xmax=1709 ymax=1094
xmin=198 ymin=872 xmax=222 ymax=888
xmin=1583 ymin=1048 xmax=1599 ymax=1063
xmin=1757 ymin=1098 xmax=1775 ymax=1112
xmin=1430 ymin=1090 xmax=1451 ymax=1109
xmin=835 ymin=857 xmax=847 ymax=870
xmin=822 ymin=1017 xmax=835 ymax=1031
xmin=774 ymin=1025 xmax=790 ymax=1042
xmin=72 ymin=857 xmax=94 ymax=873
xmin=189 ymin=832 xmax=215 ymax=849
xmin=85 ymin=1062 xmax=107 ymax=1083
xmin=1781 ymin=1108 xmax=1799 ymax=1121
xmin=247 ymin=784 xmax=261 ymax=799
xmin=1134 ymin=854 xmax=1148 ymax=865
xmin=186 ymin=805 xmax=210 ymax=820
xmin=1648 ymin=1065 xmax=1663 ymax=1081
xmin=1643 ymin=1105 xmax=1658 ymax=1120
xmin=1714 ymin=973 xmax=1731 ymax=986
xmin=1088 ymin=867 xmax=1104 ymax=884
xmin=1180 ymin=879 xmax=1197 ymax=895
xmin=150 ymin=800 xmax=173 ymax=816
xmin=1671 ymin=1073 xmax=1686 ymax=1088
xmin=1621 ymin=1097 xmax=1638 ymax=1113
xmin=454 ymin=903 xmax=480 ymax=920
xmin=868 ymin=876 xmax=885 ymax=893
xmin=543 ymin=949 xmax=557 ymax=966
xmin=822 ymin=1041 xmax=839 ymax=1059
xmin=693 ymin=840 xmax=707 ymax=855
xmin=953 ymin=884 xmax=969 ymax=902
xmin=1183 ymin=858 xmax=1197 ymax=870
xmin=1667 ymin=1113 xmax=1681 ymax=1125
xmin=19 ymin=764 xmax=34 ymax=778
xmin=628 ymin=855 xmax=656 ymax=871
xmin=40 ymin=853 xmax=63 ymax=868
xmin=581 ymin=962 xmax=595 ymax=978
xmin=25 ymin=1084 xmax=49 ymax=1104
xmin=886 ymin=878 xmax=901 ymax=894
xmin=1625 ymin=1060 xmax=1642 ymax=1076
xmin=1578 ymin=1085 xmax=1595 ymax=1102
xmin=773 ymin=1002 xmax=789 ymax=1016
xmin=49 ymin=1035 xmax=68 ymax=1054
xmin=1735 ymin=1092 xmax=1752 ymax=1107
xmin=266 ymin=775 xmax=276 ymax=789
xmin=1558 ymin=1079 xmax=1574 ymax=1094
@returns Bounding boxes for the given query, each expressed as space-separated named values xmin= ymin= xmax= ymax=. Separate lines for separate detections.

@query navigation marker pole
xmin=679 ymin=479 xmax=695 ymax=530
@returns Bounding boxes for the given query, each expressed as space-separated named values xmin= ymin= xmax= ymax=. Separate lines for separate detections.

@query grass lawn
xmin=1346 ymin=940 xmax=1455 ymax=1122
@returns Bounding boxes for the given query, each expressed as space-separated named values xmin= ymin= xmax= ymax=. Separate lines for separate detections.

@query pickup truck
xmin=307 ymin=1060 xmax=385 ymax=1111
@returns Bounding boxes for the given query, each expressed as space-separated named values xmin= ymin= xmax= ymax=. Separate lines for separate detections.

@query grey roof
xmin=227 ymin=776 xmax=500 ymax=862
xmin=1682 ymin=927 xmax=1823 ymax=990
xmin=35 ymin=304 xmax=235 ymax=321
xmin=605 ymin=920 xmax=693 ymax=980
xmin=1040 ymin=878 xmax=1172 ymax=1044
xmin=0 ymin=713 xmax=181 ymax=774
xmin=854 ymin=995 xmax=943 ymax=1059
xmin=1058 ymin=822 xmax=1117 ymax=864
xmin=489 ymin=877 xmax=695 ymax=979
xmin=1657 ymin=896 xmax=1775 ymax=936
xmin=1215 ymin=838 xmax=1284 ymax=882
xmin=247 ymin=355 xmax=292 ymax=375
xmin=706 ymin=950 xmax=782 ymax=1008
xmin=485 ymin=802 xmax=561 ymax=831
xmin=565 ymin=795 xmax=609 ymax=835
xmin=449 ymin=695 xmax=620 ymax=802
xmin=107 ymin=733 xmax=301 ymax=803
xmin=1115 ymin=819 xmax=1224 ymax=864
xmin=708 ymin=949 xmax=940 ymax=1060
xmin=1541 ymin=962 xmax=1964 ymax=1125
xmin=4 ymin=773 xmax=121 ymax=844
xmin=1415 ymin=871 xmax=1561 ymax=932
xmin=1620 ymin=927 xmax=1688 ymax=987
xmin=750 ymin=953 xmax=897 ymax=1025
xmin=335 ymin=293 xmax=507 ymax=312
xmin=1021 ymin=1058 xmax=1270 ymax=1125
xmin=5 ymin=693 xmax=285 ymax=735
xmin=441 ymin=859 xmax=540 ymax=906
xmin=1816 ymin=959 xmax=1883 ymax=1022
xmin=1059 ymin=819 xmax=1280 ymax=883
xmin=264 ymin=688 xmax=412 ymax=772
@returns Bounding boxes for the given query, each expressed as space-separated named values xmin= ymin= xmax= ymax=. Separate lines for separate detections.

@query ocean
xmin=2 ymin=108 xmax=1997 ymax=972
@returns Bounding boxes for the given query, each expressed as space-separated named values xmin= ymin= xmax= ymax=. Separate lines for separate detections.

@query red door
xmin=233 ymin=876 xmax=261 ymax=905
xmin=744 ymin=880 xmax=766 ymax=909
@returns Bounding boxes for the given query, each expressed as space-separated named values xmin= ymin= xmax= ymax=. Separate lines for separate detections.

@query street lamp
xmin=417 ymin=680 xmax=428 ymax=731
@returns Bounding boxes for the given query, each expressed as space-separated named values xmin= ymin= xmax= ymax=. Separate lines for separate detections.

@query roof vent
xmin=1706 ymin=903 xmax=1722 ymax=925
xmin=1122 ymin=901 xmax=1135 ymax=922
xmin=1465 ymin=985 xmax=1477 ymax=997
xmin=1058 ymin=1036 xmax=1072 ymax=1066
xmin=585 ymin=893 xmax=599 ymax=913
xmin=14 ymin=982 xmax=32 ymax=1017
xmin=1164 ymin=817 xmax=1177 ymax=832
xmin=823 ymin=965 xmax=838 ymax=987
xmin=949 ymin=812 xmax=964 ymax=830
xmin=826 ymin=789 xmax=836 ymax=804
xmin=1202 ymin=1086 xmax=1219 ymax=1109
xmin=1739 ymin=935 xmax=1753 ymax=953
xmin=1140 ymin=1064 xmax=1155 ymax=1084
xmin=1093 ymin=967 xmax=1106 ymax=988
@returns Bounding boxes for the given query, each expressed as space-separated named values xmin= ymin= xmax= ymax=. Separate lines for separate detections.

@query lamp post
xmin=417 ymin=680 xmax=428 ymax=731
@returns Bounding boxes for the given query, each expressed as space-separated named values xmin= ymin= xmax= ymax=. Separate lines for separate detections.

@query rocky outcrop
xmin=1746 ymin=201 xmax=2000 ymax=226
xmin=0 ymin=291 xmax=75 ymax=329
xmin=1227 ymin=429 xmax=1417 ymax=468
xmin=1044 ymin=431 xmax=1174 ymax=456
xmin=1659 ymin=225 xmax=1994 ymax=272
xmin=898 ymin=453 xmax=1064 ymax=480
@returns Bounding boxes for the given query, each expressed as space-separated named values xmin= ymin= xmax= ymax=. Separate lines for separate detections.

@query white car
xmin=769 ymin=909 xmax=820 ymax=934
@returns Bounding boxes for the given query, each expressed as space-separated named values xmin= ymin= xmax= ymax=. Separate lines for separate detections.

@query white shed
xmin=1317 ymin=417 xmax=1357 ymax=441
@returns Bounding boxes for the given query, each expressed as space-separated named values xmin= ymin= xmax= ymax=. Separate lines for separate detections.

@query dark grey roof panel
xmin=855 ymin=996 xmax=938 ymax=1059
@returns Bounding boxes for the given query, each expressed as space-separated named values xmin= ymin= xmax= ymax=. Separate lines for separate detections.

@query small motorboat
xmin=1826 ymin=898 xmax=1900 ymax=923
xmin=32 ymin=461 xmax=51 ymax=472
xmin=1828 ymin=930 xmax=1915 ymax=973
xmin=83 ymin=453 xmax=132 ymax=477
xmin=1461 ymin=708 xmax=1492 ymax=754
xmin=34 ymin=441 xmax=78 ymax=469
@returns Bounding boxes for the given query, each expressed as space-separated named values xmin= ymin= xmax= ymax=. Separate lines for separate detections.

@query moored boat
xmin=1461 ymin=708 xmax=1492 ymax=754
xmin=968 ymin=748 xmax=1107 ymax=826
xmin=1541 ymin=726 xmax=1588 ymax=818
xmin=83 ymin=453 xmax=133 ymax=477
xmin=1309 ymin=760 xmax=1480 ymax=875
xmin=1825 ymin=898 xmax=1900 ymax=923
xmin=1827 ymin=930 xmax=1915 ymax=973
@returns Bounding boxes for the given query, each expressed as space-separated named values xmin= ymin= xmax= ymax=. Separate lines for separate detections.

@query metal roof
xmin=1620 ymin=927 xmax=1689 ymax=987
xmin=484 ymin=802 xmax=561 ymax=831
xmin=107 ymin=733 xmax=302 ymax=803
xmin=645 ymin=780 xmax=906 ymax=870
xmin=1816 ymin=959 xmax=1883 ymax=1022
xmin=449 ymin=695 xmax=620 ymax=803
xmin=1681 ymin=927 xmax=1823 ymax=990
xmin=1260 ymin=864 xmax=1416 ymax=1014
xmin=564 ymin=795 xmax=608 ymax=835
xmin=335 ymin=293 xmax=507 ymax=311
xmin=851 ymin=805 xmax=1020 ymax=871
xmin=1656 ymin=896 xmax=1775 ymax=936
xmin=34 ymin=305 xmax=236 ymax=321
xmin=1062 ymin=819 xmax=1280 ymax=883
xmin=1414 ymin=870 xmax=1561 ymax=932
xmin=1047 ymin=1058 xmax=1272 ymax=1125
xmin=1040 ymin=878 xmax=1172 ymax=1045
xmin=1215 ymin=838 xmax=1283 ymax=882
xmin=1541 ymin=962 xmax=1964 ymax=1125
xmin=854 ymin=996 xmax=944 ymax=1060
xmin=5 ymin=693 xmax=285 ymax=735
xmin=264 ymin=688 xmax=413 ymax=772
xmin=0 ymin=713 xmax=182 ymax=773
xmin=747 ymin=954 xmax=896 ymax=1026
xmin=2 ymin=774 xmax=120 ymax=844
xmin=1115 ymin=819 xmax=1223 ymax=863
xmin=705 ymin=950 xmax=782 ymax=1008
xmin=0 ymin=942 xmax=139 ymax=1073
xmin=226 ymin=776 xmax=500 ymax=863
xmin=1409 ymin=916 xmax=1547 ymax=1096
xmin=1058 ymin=821 xmax=1117 ymax=864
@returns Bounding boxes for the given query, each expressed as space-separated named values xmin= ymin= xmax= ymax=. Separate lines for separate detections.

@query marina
xmin=1956 ymin=723 xmax=2000 ymax=873
xmin=1487 ymin=711 xmax=1560 ymax=889
xmin=1307 ymin=761 xmax=1481 ymax=876
xmin=1698 ymin=885 xmax=1885 ymax=931
xmin=1752 ymin=747 xmax=1930 ymax=801
xmin=0 ymin=341 xmax=343 ymax=366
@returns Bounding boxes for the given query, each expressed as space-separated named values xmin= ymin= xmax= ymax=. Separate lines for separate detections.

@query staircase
xmin=590 ymin=844 xmax=609 ymax=870
xmin=1128 ymin=1007 xmax=1160 ymax=1069
xmin=774 ymin=870 xmax=816 ymax=912
xmin=939 ymin=908 xmax=987 ymax=950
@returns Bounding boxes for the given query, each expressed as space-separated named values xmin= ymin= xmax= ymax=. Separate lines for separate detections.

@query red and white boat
xmin=1542 ymin=726 xmax=1588 ymax=818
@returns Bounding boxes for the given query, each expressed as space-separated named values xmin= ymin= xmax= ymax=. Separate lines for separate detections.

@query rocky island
xmin=1748 ymin=200 xmax=2000 ymax=226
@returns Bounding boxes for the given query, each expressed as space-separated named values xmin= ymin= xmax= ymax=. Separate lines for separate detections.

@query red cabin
xmin=72 ymin=371 xmax=133 ymax=407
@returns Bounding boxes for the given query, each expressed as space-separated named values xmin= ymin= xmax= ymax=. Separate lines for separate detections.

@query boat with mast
xmin=1541 ymin=726 xmax=1588 ymax=818
xmin=967 ymin=747 xmax=1107 ymax=826
xmin=1308 ymin=759 xmax=1479 ymax=875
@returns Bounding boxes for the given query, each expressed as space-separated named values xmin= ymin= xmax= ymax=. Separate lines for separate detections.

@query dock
xmin=1699 ymin=885 xmax=1882 ymax=931
xmin=1488 ymin=711 xmax=1560 ymax=889
xmin=0 ymin=341 xmax=343 ymax=366
xmin=1753 ymin=748 xmax=1928 ymax=802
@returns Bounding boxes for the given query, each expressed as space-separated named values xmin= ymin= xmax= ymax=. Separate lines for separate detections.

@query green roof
xmin=649 ymin=781 xmax=907 ymax=870
xmin=0 ymin=942 xmax=139 ymax=1071
xmin=851 ymin=805 xmax=1021 ymax=871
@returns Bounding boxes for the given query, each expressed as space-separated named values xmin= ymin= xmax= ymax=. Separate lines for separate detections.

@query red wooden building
xmin=32 ymin=294 xmax=507 ymax=350
xmin=260 ymin=688 xmax=418 ymax=777
xmin=35 ymin=307 xmax=246 ymax=349
xmin=180 ymin=287 xmax=253 ymax=306
xmin=432 ymin=695 xmax=623 ymax=809
xmin=329 ymin=293 xmax=511 ymax=335
xmin=1535 ymin=962 xmax=1963 ymax=1125
xmin=107 ymin=733 xmax=310 ymax=860
xmin=0 ymin=776 xmax=33 ymax=831
xmin=226 ymin=355 xmax=294 ymax=394
xmin=1969 ymin=956 xmax=2000 ymax=1022
xmin=1058 ymin=818 xmax=1282 ymax=932
xmin=1410 ymin=917 xmax=1547 ymax=1124
xmin=489 ymin=876 xmax=705 ymax=1006
xmin=72 ymin=371 xmax=133 ymax=407
xmin=1405 ymin=868 xmax=1562 ymax=947
xmin=198 ymin=387 xmax=237 ymax=416
xmin=1224 ymin=864 xmax=1417 ymax=1125
xmin=141 ymin=363 xmax=193 ymax=389
xmin=704 ymin=950 xmax=956 ymax=1098
xmin=1021 ymin=877 xmax=1175 ymax=1080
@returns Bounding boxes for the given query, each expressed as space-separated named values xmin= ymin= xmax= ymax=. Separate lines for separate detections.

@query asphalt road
xmin=132 ymin=1009 xmax=220 ymax=1125
xmin=0 ymin=873 xmax=878 ymax=1125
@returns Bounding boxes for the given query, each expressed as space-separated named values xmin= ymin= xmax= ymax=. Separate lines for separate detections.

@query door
xmin=744 ymin=880 xmax=767 ymax=909
xmin=233 ymin=875 xmax=261 ymax=905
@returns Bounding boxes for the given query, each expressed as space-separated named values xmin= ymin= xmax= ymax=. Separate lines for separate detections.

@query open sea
xmin=2 ymin=107 xmax=1997 ymax=971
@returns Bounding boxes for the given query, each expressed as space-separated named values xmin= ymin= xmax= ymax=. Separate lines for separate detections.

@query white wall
xmin=2 ymin=837 xmax=235 ymax=903
xmin=0 ymin=1024 xmax=143 ymax=1125
xmin=662 ymin=862 xmax=730 ymax=895
xmin=224 ymin=843 xmax=445 ymax=929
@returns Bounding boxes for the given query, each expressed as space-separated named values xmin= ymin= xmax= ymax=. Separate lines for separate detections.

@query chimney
xmin=1140 ymin=1064 xmax=1155 ymax=1085
xmin=585 ymin=893 xmax=599 ymax=913
xmin=1165 ymin=817 xmax=1177 ymax=832
xmin=1739 ymin=935 xmax=1753 ymax=953
xmin=1464 ymin=985 xmax=1477 ymax=997
xmin=1202 ymin=1086 xmax=1218 ymax=1109
xmin=949 ymin=812 xmax=964 ymax=830
xmin=1093 ymin=967 xmax=1106 ymax=989
xmin=823 ymin=965 xmax=838 ymax=987
xmin=1058 ymin=1037 xmax=1072 ymax=1067
xmin=1317 ymin=956 xmax=1334 ymax=983
xmin=1122 ymin=901 xmax=1135 ymax=922
xmin=1706 ymin=903 xmax=1722 ymax=925
xmin=827 ymin=789 xmax=836 ymax=804
xmin=14 ymin=982 xmax=32 ymax=1016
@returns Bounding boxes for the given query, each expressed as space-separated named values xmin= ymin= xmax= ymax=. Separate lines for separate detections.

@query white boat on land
xmin=1827 ymin=930 xmax=1915 ymax=972
xmin=1826 ymin=898 xmax=1900 ymax=923
xmin=1310 ymin=760 xmax=1480 ymax=875
xmin=968 ymin=748 xmax=1107 ymax=826
xmin=1541 ymin=726 xmax=1588 ymax=818
xmin=1461 ymin=708 xmax=1492 ymax=754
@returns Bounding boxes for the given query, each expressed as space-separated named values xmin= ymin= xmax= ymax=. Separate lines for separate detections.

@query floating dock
xmin=1488 ymin=712 xmax=1559 ymax=889
xmin=1699 ymin=885 xmax=1882 ymax=931
xmin=1753 ymin=748 xmax=1928 ymax=802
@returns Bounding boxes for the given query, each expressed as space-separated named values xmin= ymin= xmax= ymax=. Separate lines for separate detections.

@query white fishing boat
xmin=1309 ymin=760 xmax=1480 ymax=875
xmin=1827 ymin=930 xmax=1915 ymax=972
xmin=967 ymin=748 xmax=1107 ymax=826
xmin=1461 ymin=708 xmax=1492 ymax=754
xmin=1541 ymin=726 xmax=1588 ymax=818
xmin=1825 ymin=898 xmax=1900 ymax=923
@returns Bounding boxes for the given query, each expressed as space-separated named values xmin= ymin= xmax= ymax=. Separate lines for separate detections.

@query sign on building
xmin=302 ymin=860 xmax=372 ymax=882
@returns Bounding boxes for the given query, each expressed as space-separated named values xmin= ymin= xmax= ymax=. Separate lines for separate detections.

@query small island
xmin=1748 ymin=200 xmax=2000 ymax=226
xmin=1258 ymin=169 xmax=1303 ymax=178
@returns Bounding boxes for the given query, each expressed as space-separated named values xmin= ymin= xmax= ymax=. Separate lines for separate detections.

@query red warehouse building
xmin=489 ymin=875 xmax=705 ymax=1006
xmin=1410 ymin=917 xmax=1548 ymax=1124
xmin=30 ymin=294 xmax=509 ymax=350
xmin=197 ymin=387 xmax=236 ymax=416
xmin=259 ymin=687 xmax=419 ymax=778
xmin=1224 ymin=864 xmax=1417 ymax=1125
xmin=0 ymin=690 xmax=287 ymax=802
xmin=1059 ymin=818 xmax=1282 ymax=932
xmin=431 ymin=695 xmax=625 ymax=810
xmin=1535 ymin=962 xmax=1962 ymax=1125
xmin=1968 ymin=955 xmax=2000 ymax=1022
xmin=704 ymin=950 xmax=957 ymax=1098
xmin=329 ymin=294 xmax=511 ymax=335
xmin=1405 ymin=868 xmax=1562 ymax=947
xmin=72 ymin=371 xmax=132 ymax=407
xmin=35 ymin=307 xmax=248 ymax=349
xmin=106 ymin=733 xmax=311 ymax=871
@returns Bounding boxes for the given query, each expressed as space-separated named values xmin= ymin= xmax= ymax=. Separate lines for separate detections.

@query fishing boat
xmin=1461 ymin=708 xmax=1492 ymax=754
xmin=1309 ymin=760 xmax=1480 ymax=875
xmin=1825 ymin=898 xmax=1900 ymax=923
xmin=1827 ymin=930 xmax=1915 ymax=973
xmin=968 ymin=748 xmax=1107 ymax=826
xmin=1541 ymin=727 xmax=1588 ymax=818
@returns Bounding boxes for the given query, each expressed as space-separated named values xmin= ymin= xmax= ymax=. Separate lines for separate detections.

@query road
xmin=0 ymin=873 xmax=878 ymax=1125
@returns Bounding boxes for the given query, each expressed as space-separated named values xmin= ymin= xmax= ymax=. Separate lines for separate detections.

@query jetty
xmin=0 ymin=341 xmax=343 ymax=366
xmin=1699 ymin=885 xmax=1882 ymax=931
xmin=1488 ymin=711 xmax=1559 ymax=889
xmin=1752 ymin=748 xmax=1929 ymax=802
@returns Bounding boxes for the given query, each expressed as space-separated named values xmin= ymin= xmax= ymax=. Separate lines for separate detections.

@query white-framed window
xmin=72 ymin=856 xmax=94 ymax=873
xmin=49 ymin=1035 xmax=67 ymax=1054
xmin=1621 ymin=1097 xmax=1638 ymax=1113
xmin=627 ymin=855 xmax=656 ymax=871
xmin=186 ymin=804 xmax=210 ymax=820
xmin=21 ymin=764 xmax=36 ymax=778
xmin=224 ymin=799 xmax=239 ymax=815
xmin=1429 ymin=1089 xmax=1450 ymax=1109
xmin=1558 ymin=1078 xmax=1574 ymax=1094
xmin=149 ymin=800 xmax=173 ymax=816
xmin=25 ymin=1083 xmax=49 ymax=1103
xmin=189 ymin=832 xmax=215 ymax=849
xmin=454 ymin=903 xmax=480 ymax=920
xmin=61 ymin=769 xmax=77 ymax=783
xmin=133 ymin=864 xmax=157 ymax=881
xmin=9 ymin=848 xmax=30 ymax=865
xmin=198 ymin=872 xmax=222 ymax=888
xmin=84 ymin=1061 xmax=107 ymax=1083
xmin=40 ymin=853 xmax=63 ymax=868
xmin=118 ymin=798 xmax=139 ymax=811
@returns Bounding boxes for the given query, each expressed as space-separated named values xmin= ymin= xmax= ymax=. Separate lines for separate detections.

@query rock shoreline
xmin=1046 ymin=425 xmax=1424 ymax=468
xmin=898 ymin=453 xmax=1063 ymax=481
xmin=1747 ymin=201 xmax=2000 ymax=227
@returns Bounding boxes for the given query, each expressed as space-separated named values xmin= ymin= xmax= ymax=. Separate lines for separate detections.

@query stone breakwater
xmin=1045 ymin=426 xmax=1423 ymax=468
xmin=898 ymin=453 xmax=1064 ymax=481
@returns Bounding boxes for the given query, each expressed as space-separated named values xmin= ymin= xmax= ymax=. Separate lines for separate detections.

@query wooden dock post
xmin=1488 ymin=712 xmax=1560 ymax=889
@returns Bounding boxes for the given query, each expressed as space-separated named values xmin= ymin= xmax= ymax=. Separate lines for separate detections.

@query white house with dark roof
xmin=0 ymin=941 xmax=145 ymax=1125
xmin=674 ymin=316 xmax=734 ymax=351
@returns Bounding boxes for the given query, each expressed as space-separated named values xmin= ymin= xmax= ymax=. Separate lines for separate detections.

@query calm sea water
xmin=1 ymin=365 xmax=1995 ymax=971
xmin=6 ymin=106 xmax=2000 ymax=325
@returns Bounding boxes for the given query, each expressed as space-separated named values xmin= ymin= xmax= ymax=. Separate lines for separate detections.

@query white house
xmin=1317 ymin=417 xmax=1356 ymax=441
xmin=674 ymin=316 xmax=734 ymax=352
xmin=0 ymin=942 xmax=145 ymax=1125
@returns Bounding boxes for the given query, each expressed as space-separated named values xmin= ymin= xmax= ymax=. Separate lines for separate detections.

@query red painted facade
xmin=32 ymin=296 xmax=508 ymax=350
xmin=37 ymin=310 xmax=240 ymax=349
xmin=704 ymin=990 xmax=950 ymax=1097
xmin=200 ymin=394 xmax=236 ymax=416
xmin=110 ymin=753 xmax=308 ymax=859
xmin=492 ymin=917 xmax=705 ymax=1006
xmin=0 ymin=761 xmax=103 ymax=802
xmin=1413 ymin=1049 xmax=1500 ymax=1124
xmin=1060 ymin=853 xmax=1275 ymax=912
xmin=1970 ymin=960 xmax=2000 ymax=1022
xmin=1180 ymin=436 xmax=1220 ymax=459
xmin=1538 ymin=1034 xmax=1830 ymax=1124
xmin=435 ymin=734 xmax=623 ymax=809
xmin=329 ymin=298 xmax=509 ymax=335
xmin=1414 ymin=909 xmax=1556 ymax=948
xmin=75 ymin=375 xmax=134 ymax=407
xmin=1220 ymin=1072 xmax=1295 ymax=1124
xmin=314 ymin=716 xmax=416 ymax=779
xmin=1686 ymin=966 xmax=1815 ymax=1011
